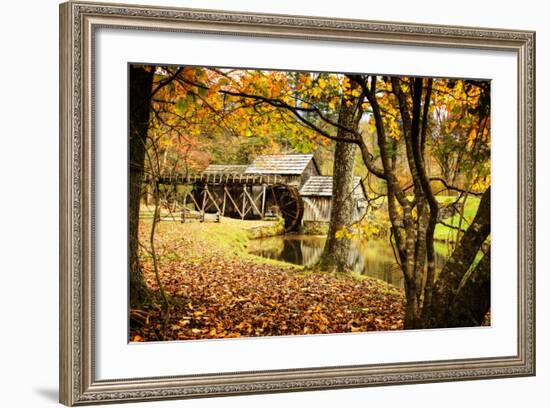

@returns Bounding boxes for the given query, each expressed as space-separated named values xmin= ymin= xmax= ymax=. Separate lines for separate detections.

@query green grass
xmin=139 ymin=215 xmax=296 ymax=269
xmin=434 ymin=195 xmax=481 ymax=242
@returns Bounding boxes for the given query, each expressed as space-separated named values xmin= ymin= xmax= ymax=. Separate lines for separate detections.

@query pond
xmin=247 ymin=235 xmax=450 ymax=288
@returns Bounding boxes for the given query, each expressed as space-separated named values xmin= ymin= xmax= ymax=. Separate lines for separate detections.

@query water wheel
xmin=269 ymin=184 xmax=303 ymax=232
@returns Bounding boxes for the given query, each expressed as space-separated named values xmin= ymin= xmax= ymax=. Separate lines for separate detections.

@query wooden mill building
xmin=205 ymin=154 xmax=366 ymax=231
xmin=299 ymin=176 xmax=367 ymax=228
xmin=158 ymin=154 xmax=367 ymax=232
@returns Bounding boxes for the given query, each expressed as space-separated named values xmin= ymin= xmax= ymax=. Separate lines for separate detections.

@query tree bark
xmin=446 ymin=248 xmax=491 ymax=327
xmin=129 ymin=65 xmax=155 ymax=306
xmin=421 ymin=187 xmax=491 ymax=327
xmin=316 ymin=94 xmax=360 ymax=272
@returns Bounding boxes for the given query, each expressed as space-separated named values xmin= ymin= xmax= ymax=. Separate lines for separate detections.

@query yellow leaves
xmin=270 ymin=82 xmax=282 ymax=97
xmin=328 ymin=97 xmax=339 ymax=110
xmin=158 ymin=138 xmax=173 ymax=149
xmin=362 ymin=223 xmax=381 ymax=237
xmin=181 ymin=67 xmax=196 ymax=82
xmin=335 ymin=226 xmax=353 ymax=240
xmin=351 ymin=88 xmax=362 ymax=98
xmin=466 ymin=127 xmax=477 ymax=148
xmin=386 ymin=118 xmax=402 ymax=140
xmin=446 ymin=120 xmax=459 ymax=134
xmin=207 ymin=83 xmax=221 ymax=96
xmin=299 ymin=74 xmax=343 ymax=103
xmin=298 ymin=73 xmax=313 ymax=89
xmin=150 ymin=68 xmax=377 ymax=166
xmin=472 ymin=174 xmax=490 ymax=192
xmin=265 ymin=80 xmax=283 ymax=98
xmin=342 ymin=75 xmax=351 ymax=93
xmin=335 ymin=226 xmax=351 ymax=240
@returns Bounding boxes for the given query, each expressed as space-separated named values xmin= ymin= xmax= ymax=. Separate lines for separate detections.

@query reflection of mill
xmin=274 ymin=238 xmax=373 ymax=270
xmin=296 ymin=238 xmax=323 ymax=267
xmin=274 ymin=238 xmax=319 ymax=266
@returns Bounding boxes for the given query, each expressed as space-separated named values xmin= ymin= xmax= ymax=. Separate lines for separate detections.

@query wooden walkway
xmin=157 ymin=172 xmax=286 ymax=186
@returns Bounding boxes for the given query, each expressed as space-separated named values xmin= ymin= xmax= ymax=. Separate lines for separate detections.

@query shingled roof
xmin=300 ymin=176 xmax=366 ymax=199
xmin=204 ymin=164 xmax=248 ymax=174
xmin=244 ymin=154 xmax=317 ymax=175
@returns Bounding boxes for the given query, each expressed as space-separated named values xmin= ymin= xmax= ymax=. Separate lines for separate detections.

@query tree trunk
xmin=421 ymin=187 xmax=491 ymax=328
xmin=446 ymin=248 xmax=491 ymax=327
xmin=350 ymin=75 xmax=491 ymax=330
xmin=129 ymin=65 xmax=155 ymax=306
xmin=316 ymin=96 xmax=359 ymax=272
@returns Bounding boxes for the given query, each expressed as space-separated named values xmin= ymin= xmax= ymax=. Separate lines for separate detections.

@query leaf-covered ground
xmin=130 ymin=218 xmax=405 ymax=342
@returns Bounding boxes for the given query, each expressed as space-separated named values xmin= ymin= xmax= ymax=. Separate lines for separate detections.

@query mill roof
xmin=300 ymin=176 xmax=366 ymax=199
xmin=244 ymin=154 xmax=317 ymax=175
xmin=204 ymin=164 xmax=248 ymax=174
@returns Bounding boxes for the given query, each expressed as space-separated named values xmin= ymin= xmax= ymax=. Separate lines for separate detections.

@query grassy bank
xmin=138 ymin=215 xmax=288 ymax=266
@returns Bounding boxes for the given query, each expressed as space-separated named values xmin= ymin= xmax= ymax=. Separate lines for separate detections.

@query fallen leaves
xmin=130 ymin=220 xmax=405 ymax=342
xmin=131 ymin=254 xmax=405 ymax=341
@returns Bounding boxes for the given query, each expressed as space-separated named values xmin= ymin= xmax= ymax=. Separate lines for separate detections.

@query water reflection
xmin=247 ymin=235 xmax=449 ymax=289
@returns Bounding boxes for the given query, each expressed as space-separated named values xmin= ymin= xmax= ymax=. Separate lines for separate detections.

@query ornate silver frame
xmin=59 ymin=1 xmax=536 ymax=405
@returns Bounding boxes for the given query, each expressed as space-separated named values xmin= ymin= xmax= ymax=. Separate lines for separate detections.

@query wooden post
xmin=144 ymin=181 xmax=151 ymax=206
xmin=201 ymin=186 xmax=207 ymax=219
xmin=221 ymin=186 xmax=227 ymax=216
xmin=242 ymin=186 xmax=247 ymax=220
xmin=181 ymin=191 xmax=187 ymax=223
xmin=261 ymin=185 xmax=267 ymax=218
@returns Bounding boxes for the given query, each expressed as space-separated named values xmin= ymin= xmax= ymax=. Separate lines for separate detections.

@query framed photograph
xmin=59 ymin=1 xmax=535 ymax=405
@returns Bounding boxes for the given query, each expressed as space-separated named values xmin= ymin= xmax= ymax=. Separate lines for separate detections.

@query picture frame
xmin=59 ymin=1 xmax=536 ymax=405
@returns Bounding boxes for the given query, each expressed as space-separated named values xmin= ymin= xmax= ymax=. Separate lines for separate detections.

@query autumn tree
xmin=430 ymin=80 xmax=491 ymax=189
xmin=129 ymin=65 xmax=155 ymax=305
xmin=317 ymin=80 xmax=363 ymax=272
xmin=128 ymin=65 xmax=185 ymax=305
xmin=345 ymin=75 xmax=490 ymax=328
